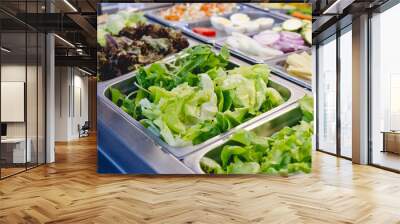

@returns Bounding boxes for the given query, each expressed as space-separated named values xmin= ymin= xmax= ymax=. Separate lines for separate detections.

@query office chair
xmin=78 ymin=121 xmax=90 ymax=138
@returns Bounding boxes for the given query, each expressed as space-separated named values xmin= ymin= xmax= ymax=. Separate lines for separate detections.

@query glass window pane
xmin=371 ymin=3 xmax=400 ymax=171
xmin=318 ymin=37 xmax=337 ymax=154
xmin=1 ymin=31 xmax=27 ymax=177
xmin=340 ymin=28 xmax=352 ymax=158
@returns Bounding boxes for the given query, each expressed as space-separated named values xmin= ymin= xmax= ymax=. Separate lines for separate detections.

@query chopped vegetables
xmin=201 ymin=95 xmax=314 ymax=175
xmin=210 ymin=13 xmax=275 ymax=35
xmin=103 ymin=12 xmax=147 ymax=36
xmin=97 ymin=23 xmax=189 ymax=81
xmin=109 ymin=45 xmax=287 ymax=147
xmin=280 ymin=19 xmax=312 ymax=45
xmin=210 ymin=16 xmax=231 ymax=30
xmin=253 ymin=30 xmax=308 ymax=54
xmin=301 ymin=20 xmax=312 ymax=45
xmin=160 ymin=3 xmax=236 ymax=22
xmin=291 ymin=11 xmax=312 ymax=20
xmin=254 ymin=18 xmax=275 ymax=30
xmin=287 ymin=6 xmax=312 ymax=20
xmin=230 ymin=13 xmax=250 ymax=25
xmin=226 ymin=32 xmax=284 ymax=59
xmin=250 ymin=18 xmax=312 ymax=54
xmin=285 ymin=52 xmax=312 ymax=81
xmin=192 ymin=27 xmax=217 ymax=37
xmin=257 ymin=3 xmax=312 ymax=20
xmin=221 ymin=15 xmax=311 ymax=58
xmin=282 ymin=19 xmax=303 ymax=32
xmin=258 ymin=3 xmax=297 ymax=10
xmin=97 ymin=12 xmax=147 ymax=47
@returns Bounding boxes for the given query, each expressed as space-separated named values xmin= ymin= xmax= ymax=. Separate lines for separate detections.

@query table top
xmin=1 ymin=138 xmax=30 ymax=143
xmin=381 ymin=131 xmax=400 ymax=134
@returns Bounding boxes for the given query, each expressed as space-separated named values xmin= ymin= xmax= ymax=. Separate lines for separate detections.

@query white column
xmin=352 ymin=14 xmax=369 ymax=164
xmin=46 ymin=32 xmax=55 ymax=163
xmin=312 ymin=45 xmax=317 ymax=151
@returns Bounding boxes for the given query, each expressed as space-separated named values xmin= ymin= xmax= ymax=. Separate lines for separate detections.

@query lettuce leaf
xmin=103 ymin=11 xmax=147 ymax=36
xmin=200 ymin=157 xmax=225 ymax=174
xmin=226 ymin=159 xmax=260 ymax=174
xmin=153 ymin=118 xmax=190 ymax=147
xmin=97 ymin=25 xmax=107 ymax=47
xmin=265 ymin=87 xmax=285 ymax=107
xmin=105 ymin=14 xmax=126 ymax=35
xmin=203 ymin=115 xmax=313 ymax=175
xmin=299 ymin=95 xmax=314 ymax=122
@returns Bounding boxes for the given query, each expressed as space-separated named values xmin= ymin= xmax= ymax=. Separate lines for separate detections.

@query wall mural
xmin=96 ymin=3 xmax=314 ymax=175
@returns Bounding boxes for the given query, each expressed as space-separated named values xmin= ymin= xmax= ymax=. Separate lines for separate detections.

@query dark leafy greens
xmin=201 ymin=95 xmax=314 ymax=175
xmin=98 ymin=17 xmax=189 ymax=81
xmin=109 ymin=45 xmax=286 ymax=147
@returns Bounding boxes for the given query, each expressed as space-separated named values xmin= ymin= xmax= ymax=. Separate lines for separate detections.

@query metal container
xmin=215 ymin=35 xmax=311 ymax=65
xmin=100 ymin=3 xmax=173 ymax=15
xmin=98 ymin=68 xmax=194 ymax=174
xmin=211 ymin=4 xmax=308 ymax=64
xmin=98 ymin=49 xmax=306 ymax=159
xmin=145 ymin=3 xmax=240 ymax=29
xmin=98 ymin=30 xmax=201 ymax=83
xmin=178 ymin=5 xmax=288 ymax=44
xmin=266 ymin=49 xmax=312 ymax=90
xmin=183 ymin=102 xmax=307 ymax=174
xmin=243 ymin=3 xmax=295 ymax=19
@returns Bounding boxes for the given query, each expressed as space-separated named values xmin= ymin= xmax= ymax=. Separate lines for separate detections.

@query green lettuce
xmin=202 ymin=96 xmax=314 ymax=175
xmin=104 ymin=11 xmax=147 ymax=36
xmin=299 ymin=95 xmax=314 ymax=122
xmin=108 ymin=45 xmax=290 ymax=147
xmin=200 ymin=157 xmax=224 ymax=174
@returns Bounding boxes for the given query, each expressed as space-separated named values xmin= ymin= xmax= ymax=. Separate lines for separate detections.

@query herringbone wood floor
xmin=1 ymin=135 xmax=400 ymax=224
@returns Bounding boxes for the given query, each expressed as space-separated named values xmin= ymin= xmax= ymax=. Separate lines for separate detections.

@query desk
xmin=1 ymin=138 xmax=31 ymax=163
xmin=382 ymin=131 xmax=400 ymax=154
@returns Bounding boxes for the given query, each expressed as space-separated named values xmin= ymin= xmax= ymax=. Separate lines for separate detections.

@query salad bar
xmin=97 ymin=3 xmax=313 ymax=174
xmin=178 ymin=5 xmax=288 ymax=44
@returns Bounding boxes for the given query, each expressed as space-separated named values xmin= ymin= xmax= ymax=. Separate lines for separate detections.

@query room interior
xmin=0 ymin=0 xmax=97 ymax=179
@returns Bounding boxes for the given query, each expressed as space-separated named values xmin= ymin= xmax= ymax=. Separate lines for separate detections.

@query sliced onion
xmin=280 ymin=31 xmax=302 ymax=40
xmin=253 ymin=33 xmax=280 ymax=46
xmin=273 ymin=41 xmax=297 ymax=53
xmin=258 ymin=30 xmax=279 ymax=36
xmin=280 ymin=36 xmax=305 ymax=45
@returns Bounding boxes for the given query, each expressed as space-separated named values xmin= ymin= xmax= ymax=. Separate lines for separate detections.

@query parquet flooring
xmin=1 ymin=135 xmax=400 ymax=224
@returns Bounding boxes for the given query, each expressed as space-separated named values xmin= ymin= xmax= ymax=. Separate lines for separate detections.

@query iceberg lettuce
xmin=202 ymin=96 xmax=313 ymax=175
xmin=109 ymin=45 xmax=288 ymax=147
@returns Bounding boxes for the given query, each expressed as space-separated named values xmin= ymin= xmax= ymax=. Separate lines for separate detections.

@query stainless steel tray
xmin=100 ymin=3 xmax=173 ymax=15
xmin=215 ymin=34 xmax=311 ymax=65
xmin=98 ymin=30 xmax=201 ymax=83
xmin=145 ymin=3 xmax=241 ymax=29
xmin=243 ymin=3 xmax=295 ymax=19
xmin=178 ymin=4 xmax=288 ymax=44
xmin=97 ymin=100 xmax=194 ymax=174
xmin=183 ymin=102 xmax=307 ymax=174
xmin=98 ymin=47 xmax=306 ymax=159
xmin=265 ymin=49 xmax=312 ymax=90
xmin=211 ymin=4 xmax=308 ymax=64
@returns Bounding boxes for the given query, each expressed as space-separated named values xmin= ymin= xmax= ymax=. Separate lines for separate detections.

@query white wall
xmin=1 ymin=65 xmax=33 ymax=138
xmin=55 ymin=66 xmax=69 ymax=141
xmin=54 ymin=67 xmax=89 ymax=141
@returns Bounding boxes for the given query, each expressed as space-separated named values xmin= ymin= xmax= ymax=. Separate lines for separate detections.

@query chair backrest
xmin=82 ymin=121 xmax=90 ymax=129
